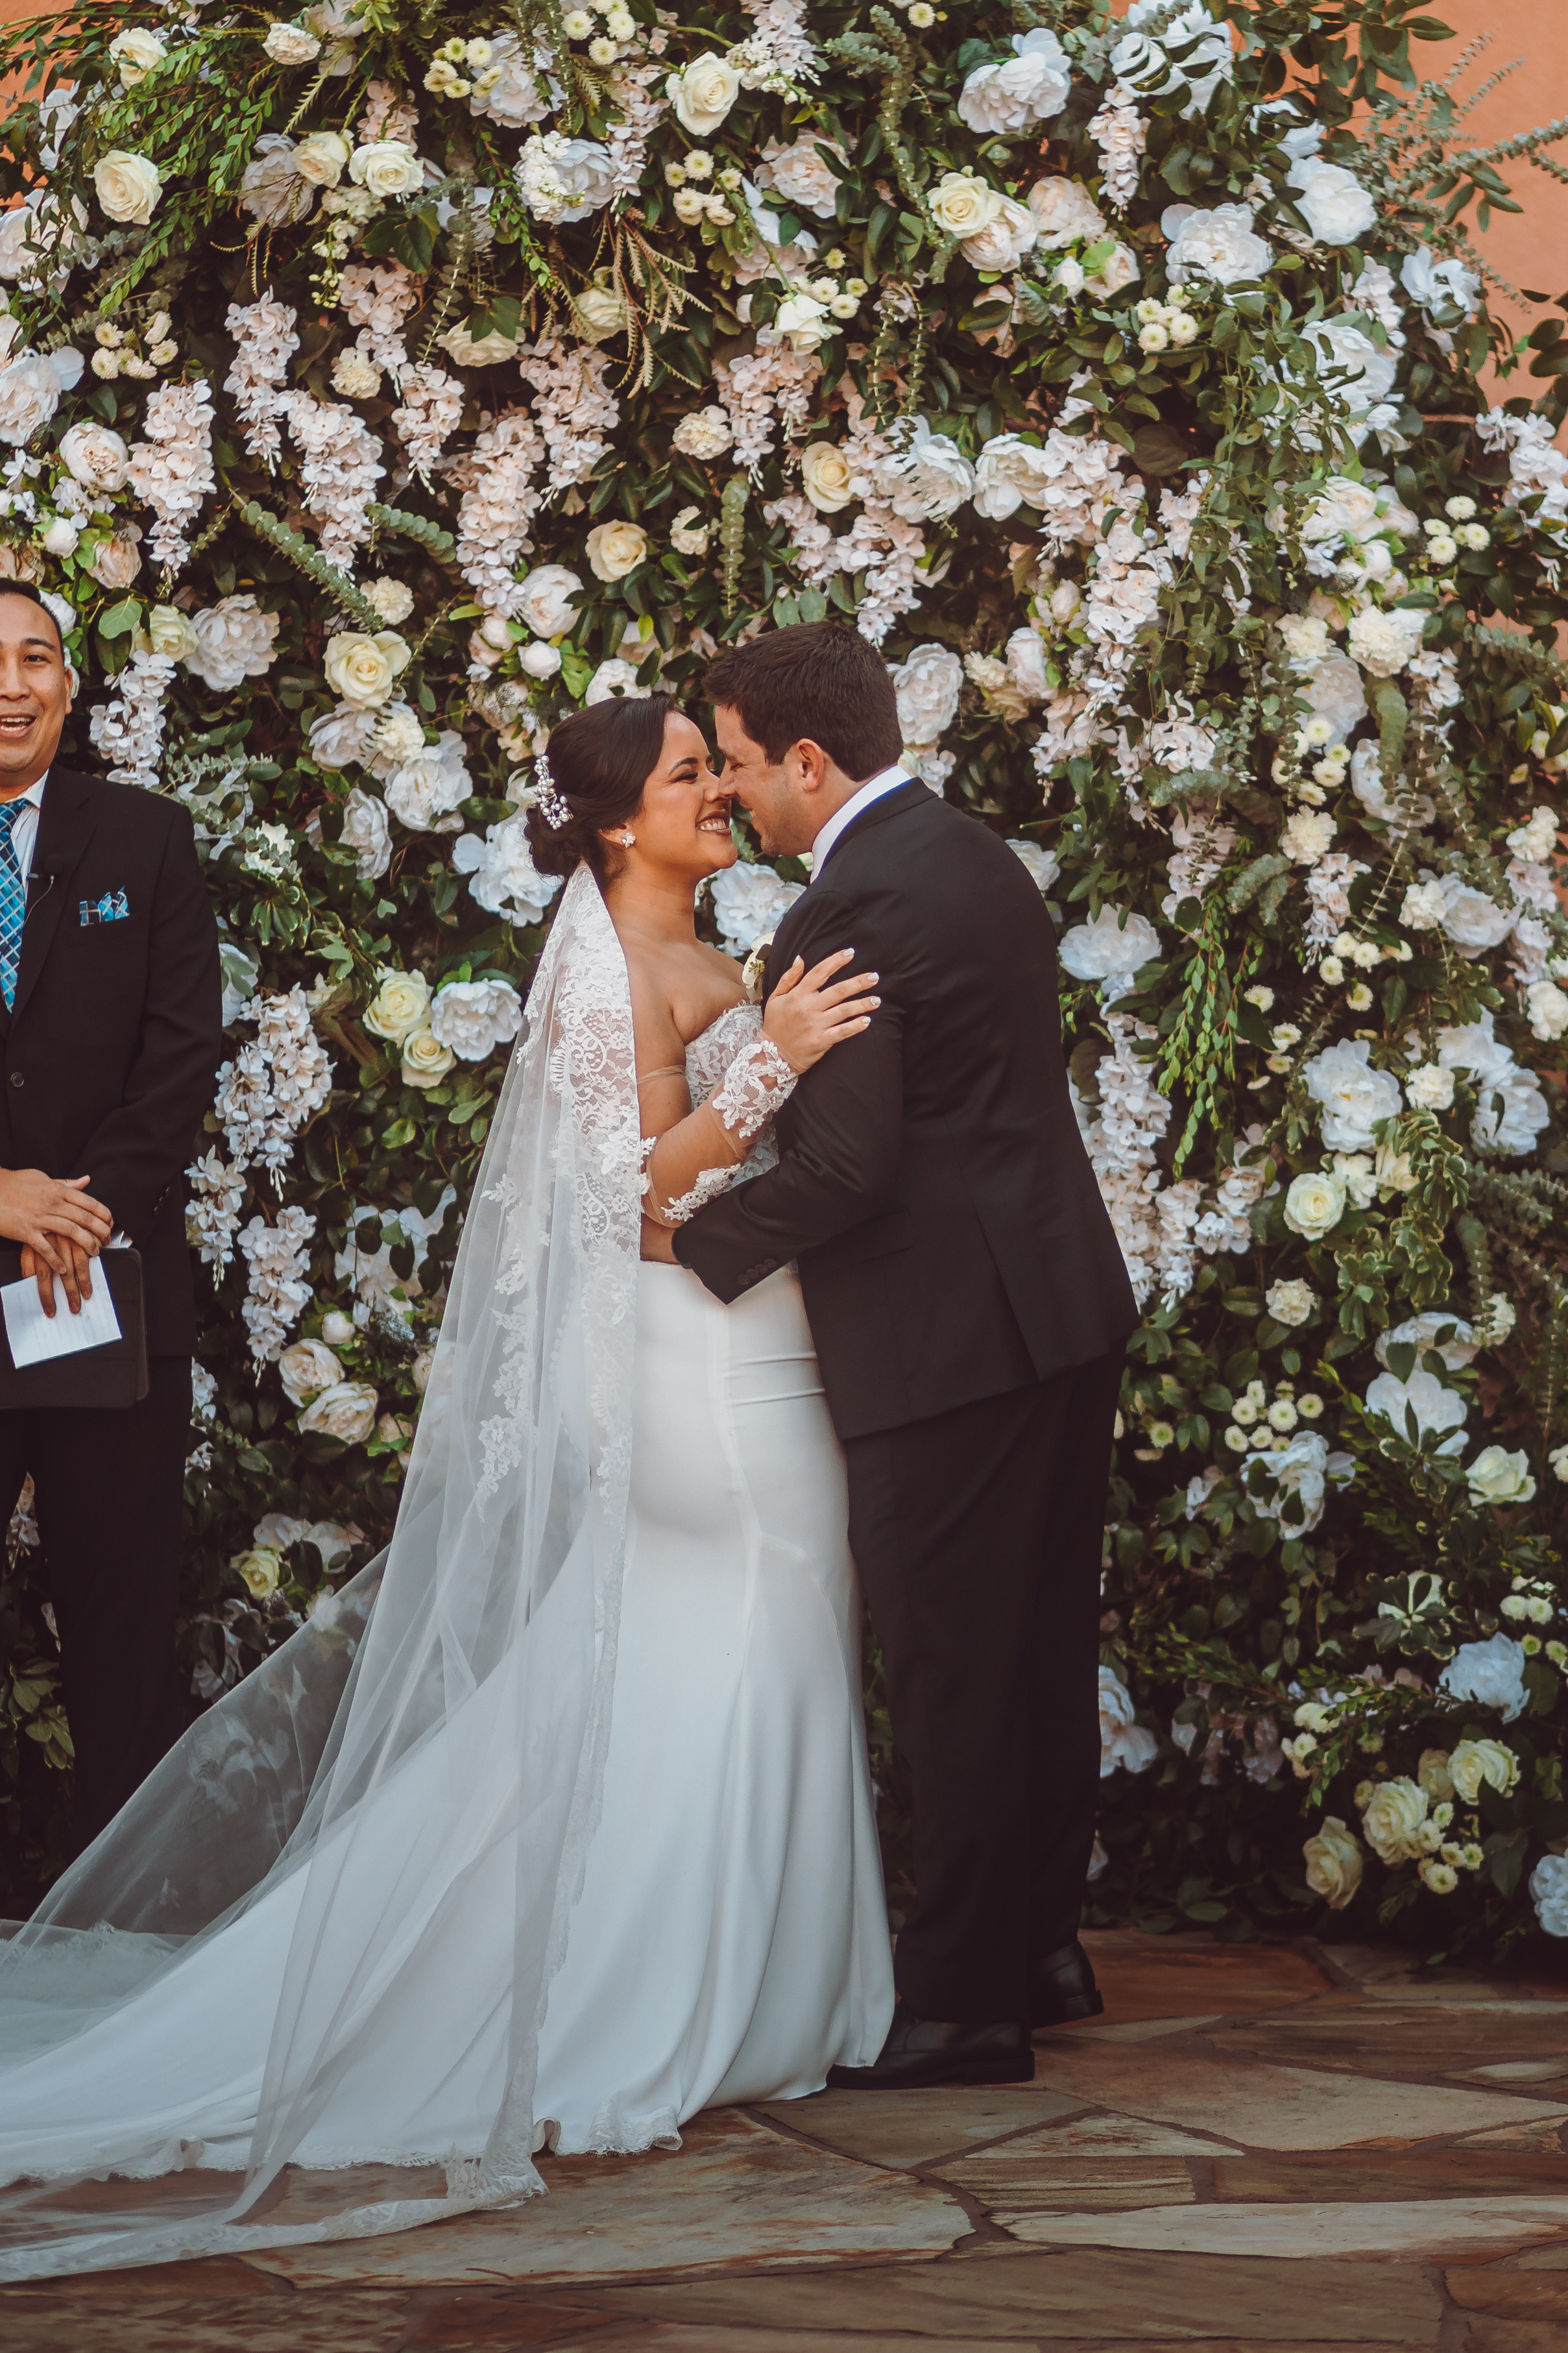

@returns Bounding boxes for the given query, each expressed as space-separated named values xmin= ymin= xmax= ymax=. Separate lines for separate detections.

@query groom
xmin=666 ymin=622 xmax=1137 ymax=2089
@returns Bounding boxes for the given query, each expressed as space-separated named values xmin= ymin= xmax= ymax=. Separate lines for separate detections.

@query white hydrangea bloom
xmin=709 ymin=861 xmax=805 ymax=955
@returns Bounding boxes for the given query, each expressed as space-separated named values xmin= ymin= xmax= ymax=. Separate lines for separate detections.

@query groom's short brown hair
xmin=705 ymin=622 xmax=902 ymax=779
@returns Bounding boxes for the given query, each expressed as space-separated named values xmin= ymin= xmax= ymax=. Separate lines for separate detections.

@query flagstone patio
xmin=6 ymin=1930 xmax=1568 ymax=2351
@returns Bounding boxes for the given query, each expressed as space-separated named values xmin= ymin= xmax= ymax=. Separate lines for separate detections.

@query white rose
xmin=801 ymin=443 xmax=855 ymax=514
xmin=873 ymin=416 xmax=976 ymax=522
xmin=58 ymin=421 xmax=130 ymax=493
xmin=1362 ymin=1777 xmax=1429 ymax=1864
xmin=1098 ymin=1664 xmax=1158 ymax=1776
xmin=1303 ymin=1816 xmax=1362 ymax=1909
xmin=385 ymin=732 xmax=471 ymax=831
xmin=1288 ymin=159 xmax=1377 ymax=245
xmin=773 ymin=291 xmax=831 ymax=352
xmin=1058 ymin=905 xmax=1161 ymax=1002
xmin=516 ymin=563 xmax=583 ymax=639
xmin=1448 ymin=1738 xmax=1519 ymax=1805
xmin=962 ymin=193 xmax=1037 ymax=275
xmin=1433 ymin=871 xmax=1514 ymax=957
xmin=710 ymin=862 xmax=806 ymax=955
xmin=264 ymin=20 xmax=323 ymax=64
xmin=1026 ymin=177 xmax=1107 ymax=250
xmin=1086 ymin=241 xmax=1140 ymax=299
xmin=1299 ymin=649 xmax=1367 ymax=745
xmin=1266 ymin=1278 xmax=1318 ymax=1327
xmin=1528 ymin=979 xmax=1568 ymax=1042
xmin=186 ymin=595 xmax=280 ymax=693
xmin=1007 ymin=838 xmax=1060 ymax=893
xmin=585 ymin=518 xmax=648 ymax=581
xmin=339 ymin=786 xmax=392 ymax=881
xmin=348 ymin=140 xmax=425 ymax=200
xmin=278 ymin=1335 xmax=344 ymax=1406
xmin=93 ymin=151 xmax=162 ymax=226
xmin=1301 ymin=316 xmax=1398 ymax=420
xmin=363 ymin=966 xmax=432 ymax=1043
xmin=401 ymin=1025 xmax=455 ymax=1088
xmin=1301 ymin=1038 xmax=1403 ymax=1152
xmin=1440 ymin=1631 xmax=1528 ymax=1723
xmin=756 ymin=136 xmax=846 ymax=221
xmin=1163 ymin=201 xmax=1271 ymax=289
xmin=1283 ymin=1169 xmax=1346 ymax=1240
xmin=108 ymin=27 xmax=166 ymax=82
xmin=1005 ymin=628 xmax=1048 ymax=701
xmin=146 ymin=603 xmax=199 ymax=662
xmin=672 ymin=407 xmax=734 ymax=461
xmin=1531 ymin=1853 xmax=1568 ymax=1938
xmin=958 ymin=29 xmax=1072 ymax=138
xmin=232 ymin=1545 xmax=283 ymax=1600
xmin=40 ymin=517 xmax=77 ymax=557
xmin=573 ymin=284 xmax=628 ymax=344
xmin=324 ymin=628 xmax=412 ymax=709
xmin=1365 ymin=1368 xmax=1466 ymax=1448
xmin=666 ymin=51 xmax=740 ymax=137
xmin=520 ymin=640 xmax=563 ymax=679
xmin=1346 ymin=606 xmax=1427 ymax=678
xmin=428 ymin=975 xmax=524 ymax=1062
xmin=295 ymin=130 xmax=351 ymax=186
xmin=585 ymin=656 xmax=651 ymax=704
xmin=889 ymin=642 xmax=963 ymax=745
xmin=451 ymin=812 xmax=563 ymax=925
xmin=298 ymin=1379 xmax=380 ymax=1444
xmin=1465 ymin=1444 xmax=1537 ymax=1508
xmin=928 ymin=171 xmax=1006 ymax=240
xmin=1303 ymin=477 xmax=1384 ymax=544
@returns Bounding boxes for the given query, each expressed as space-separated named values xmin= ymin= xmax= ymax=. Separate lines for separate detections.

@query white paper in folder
xmin=1 ymin=1271 xmax=122 ymax=1367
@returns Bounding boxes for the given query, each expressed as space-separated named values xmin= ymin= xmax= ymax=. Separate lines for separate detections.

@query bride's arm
xmin=640 ymin=951 xmax=879 ymax=1227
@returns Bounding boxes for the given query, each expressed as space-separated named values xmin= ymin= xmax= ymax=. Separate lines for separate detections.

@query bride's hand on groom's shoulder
xmin=763 ymin=949 xmax=880 ymax=1075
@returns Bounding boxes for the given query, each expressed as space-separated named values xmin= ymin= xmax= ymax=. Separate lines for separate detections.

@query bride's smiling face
xmin=603 ymin=712 xmax=735 ymax=883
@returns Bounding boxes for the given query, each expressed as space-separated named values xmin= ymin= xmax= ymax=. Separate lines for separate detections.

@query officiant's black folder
xmin=0 ymin=1247 xmax=148 ymax=1409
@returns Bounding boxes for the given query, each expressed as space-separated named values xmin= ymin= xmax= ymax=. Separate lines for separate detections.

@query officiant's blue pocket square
xmin=79 ymin=890 xmax=130 ymax=926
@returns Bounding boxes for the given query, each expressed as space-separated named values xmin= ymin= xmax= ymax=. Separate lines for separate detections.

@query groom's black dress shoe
xmin=825 ymin=2012 xmax=1033 ymax=2091
xmin=1028 ymin=1937 xmax=1104 ymax=2031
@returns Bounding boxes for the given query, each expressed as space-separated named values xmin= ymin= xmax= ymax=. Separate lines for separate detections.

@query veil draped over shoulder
xmin=0 ymin=864 xmax=643 ymax=2277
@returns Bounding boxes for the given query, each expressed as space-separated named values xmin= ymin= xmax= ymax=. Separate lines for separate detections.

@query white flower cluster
xmin=224 ymin=295 xmax=300 ymax=467
xmin=214 ymin=988 xmax=335 ymax=1177
xmin=127 ymin=379 xmax=215 ymax=568
xmin=390 ymin=361 xmax=464 ymax=477
xmin=87 ymin=646 xmax=174 ymax=788
xmin=714 ymin=341 xmax=822 ymax=470
xmin=518 ymin=335 xmax=620 ymax=494
xmin=453 ymin=409 xmax=546 ymax=618
xmin=237 ymin=1203 xmax=318 ymax=1363
xmin=286 ymin=389 xmax=385 ymax=570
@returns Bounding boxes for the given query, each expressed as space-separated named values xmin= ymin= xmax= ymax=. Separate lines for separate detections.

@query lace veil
xmin=0 ymin=863 xmax=642 ymax=2276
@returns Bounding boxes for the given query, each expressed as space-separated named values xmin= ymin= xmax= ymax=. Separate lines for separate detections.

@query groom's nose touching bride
xmin=667 ymin=622 xmax=1138 ymax=2088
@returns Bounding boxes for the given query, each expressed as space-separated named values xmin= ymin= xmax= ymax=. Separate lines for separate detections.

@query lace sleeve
xmin=642 ymin=1029 xmax=799 ymax=1227
xmin=709 ymin=1034 xmax=798 ymax=1145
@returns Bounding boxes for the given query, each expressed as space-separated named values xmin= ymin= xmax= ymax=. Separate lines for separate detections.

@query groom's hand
xmin=640 ymin=1217 xmax=677 ymax=1263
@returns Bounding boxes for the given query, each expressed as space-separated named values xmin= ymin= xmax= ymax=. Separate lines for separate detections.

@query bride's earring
xmin=619 ymin=830 xmax=636 ymax=846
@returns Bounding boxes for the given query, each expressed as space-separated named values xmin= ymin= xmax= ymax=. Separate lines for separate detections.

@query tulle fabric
xmin=0 ymin=863 xmax=643 ymax=2276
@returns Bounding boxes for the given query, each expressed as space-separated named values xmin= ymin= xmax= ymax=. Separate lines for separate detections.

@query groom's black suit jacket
xmin=675 ymin=781 xmax=1137 ymax=1440
xmin=0 ymin=766 xmax=224 ymax=1356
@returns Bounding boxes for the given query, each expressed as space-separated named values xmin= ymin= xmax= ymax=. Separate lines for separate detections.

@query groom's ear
xmin=791 ymin=738 xmax=832 ymax=795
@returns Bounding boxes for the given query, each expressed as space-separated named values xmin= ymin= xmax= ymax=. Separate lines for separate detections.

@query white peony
xmin=1026 ymin=177 xmax=1107 ymax=250
xmin=1465 ymin=1445 xmax=1536 ymax=1508
xmin=1301 ymin=1038 xmax=1403 ymax=1152
xmin=1266 ymin=1278 xmax=1318 ymax=1327
xmin=1288 ymin=158 xmax=1377 ymax=245
xmin=515 ymin=133 xmax=616 ymax=225
xmin=278 ymin=1335 xmax=344 ymax=1405
xmin=1402 ymin=245 xmax=1480 ymax=321
xmin=585 ymin=656 xmax=651 ymax=704
xmin=452 ymin=813 xmax=563 ymax=924
xmin=710 ymin=862 xmax=805 ymax=955
xmin=1303 ymin=1816 xmax=1363 ymax=1909
xmin=58 ymin=421 xmax=129 ymax=492
xmin=1531 ymin=1853 xmax=1568 ymax=1939
xmin=1099 ymin=1664 xmax=1158 ymax=1775
xmin=186 ymin=596 xmax=280 ymax=692
xmin=666 ymin=51 xmax=740 ymax=136
xmin=671 ymin=407 xmax=734 ymax=461
xmin=1249 ymin=1430 xmax=1342 ymax=1533
xmin=1299 ymin=650 xmax=1367 ymax=746
xmin=1376 ymin=1311 xmax=1477 ymax=1372
xmin=889 ymin=642 xmax=963 ymax=745
xmin=1007 ymin=838 xmax=1060 ymax=892
xmin=1365 ymin=1367 xmax=1467 ymax=1448
xmin=348 ymin=140 xmax=425 ymax=200
xmin=1346 ymin=606 xmax=1427 ymax=678
xmin=428 ymin=975 xmax=524 ymax=1062
xmin=515 ymin=563 xmax=583 ymax=639
xmin=1439 ymin=1631 xmax=1528 ymax=1723
xmin=94 ymin=151 xmax=162 ymax=225
xmin=1432 ymin=872 xmax=1514 ymax=957
xmin=962 ymin=195 xmax=1037 ymax=275
xmin=299 ymin=1380 xmax=380 ymax=1444
xmin=1162 ymin=201 xmax=1271 ymax=288
xmin=972 ymin=433 xmax=1057 ymax=522
xmin=385 ymin=731 xmax=471 ymax=831
xmin=873 ymin=416 xmax=976 ymax=521
xmin=339 ymin=786 xmax=392 ymax=881
xmin=1058 ymin=905 xmax=1161 ymax=1002
xmin=957 ymin=29 xmax=1072 ymax=137
xmin=755 ymin=136 xmax=845 ymax=220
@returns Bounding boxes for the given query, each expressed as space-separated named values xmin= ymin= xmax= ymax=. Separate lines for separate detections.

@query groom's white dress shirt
xmin=808 ymin=766 xmax=912 ymax=879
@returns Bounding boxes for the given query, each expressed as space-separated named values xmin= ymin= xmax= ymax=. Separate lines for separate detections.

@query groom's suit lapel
xmin=762 ymin=781 xmax=928 ymax=1001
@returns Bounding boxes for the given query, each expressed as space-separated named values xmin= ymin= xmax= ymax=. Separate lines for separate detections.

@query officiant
xmin=0 ymin=581 xmax=223 ymax=1853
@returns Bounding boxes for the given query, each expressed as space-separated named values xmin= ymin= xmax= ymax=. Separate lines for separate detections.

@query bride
xmin=0 ymin=693 xmax=894 ymax=2278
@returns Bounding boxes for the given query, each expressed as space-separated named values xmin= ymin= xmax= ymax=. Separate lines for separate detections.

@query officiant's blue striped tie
xmin=0 ymin=801 xmax=27 ymax=1011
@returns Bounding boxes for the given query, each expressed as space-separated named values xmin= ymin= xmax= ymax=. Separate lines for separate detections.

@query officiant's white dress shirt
xmin=808 ymin=766 xmax=912 ymax=878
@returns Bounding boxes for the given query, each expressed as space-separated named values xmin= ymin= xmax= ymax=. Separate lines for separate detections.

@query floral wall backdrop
xmin=0 ymin=0 xmax=1566 ymax=1955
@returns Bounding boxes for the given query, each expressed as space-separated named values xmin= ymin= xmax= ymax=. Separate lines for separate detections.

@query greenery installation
xmin=1 ymin=0 xmax=1568 ymax=1955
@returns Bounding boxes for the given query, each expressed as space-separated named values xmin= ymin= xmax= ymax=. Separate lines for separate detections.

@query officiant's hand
xmin=0 ymin=1169 xmax=111 ymax=1312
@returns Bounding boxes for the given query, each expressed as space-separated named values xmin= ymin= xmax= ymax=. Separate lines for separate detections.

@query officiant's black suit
xmin=0 ymin=768 xmax=223 ymax=1849
xmin=676 ymin=781 xmax=1137 ymax=2023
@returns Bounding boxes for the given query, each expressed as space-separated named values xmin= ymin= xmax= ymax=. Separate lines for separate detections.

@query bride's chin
xmin=698 ymin=842 xmax=739 ymax=879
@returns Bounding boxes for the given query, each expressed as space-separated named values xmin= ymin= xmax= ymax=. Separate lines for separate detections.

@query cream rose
xmin=585 ymin=519 xmax=649 ymax=582
xmin=1283 ymin=1169 xmax=1347 ymax=1241
xmin=58 ymin=421 xmax=130 ymax=494
xmin=1465 ymin=1444 xmax=1537 ymax=1507
xmin=801 ymin=443 xmax=854 ymax=514
xmin=1362 ymin=1777 xmax=1429 ymax=1865
xmin=573 ymin=284 xmax=629 ymax=343
xmin=961 ymin=193 xmax=1037 ymax=275
xmin=93 ymin=151 xmax=162 ymax=227
xmin=666 ymin=51 xmax=740 ymax=137
xmin=1417 ymin=1748 xmax=1456 ymax=1800
xmin=363 ymin=966 xmax=432 ymax=1043
xmin=1448 ymin=1737 xmax=1520 ymax=1805
xmin=348 ymin=140 xmax=424 ymax=200
xmin=1303 ymin=1816 xmax=1363 ymax=1909
xmin=298 ymin=1379 xmax=380 ymax=1444
xmin=1026 ymin=177 xmax=1107 ymax=250
xmin=84 ymin=529 xmax=142 ymax=591
xmin=295 ymin=129 xmax=351 ymax=187
xmin=108 ymin=28 xmax=166 ymax=83
xmin=773 ymin=291 xmax=831 ymax=352
xmin=147 ymin=603 xmax=199 ymax=662
xmin=278 ymin=1335 xmax=344 ymax=1406
xmin=231 ymin=1544 xmax=283 ymax=1600
xmin=324 ymin=628 xmax=412 ymax=709
xmin=1266 ymin=1278 xmax=1318 ymax=1326
xmin=401 ymin=1024 xmax=456 ymax=1087
xmin=928 ymin=171 xmax=1005 ymax=241
xmin=515 ymin=563 xmax=583 ymax=638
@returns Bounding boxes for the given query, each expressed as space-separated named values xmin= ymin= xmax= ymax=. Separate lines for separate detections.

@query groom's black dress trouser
xmin=845 ymin=1343 xmax=1124 ymax=2026
xmin=0 ymin=1356 xmax=191 ymax=1855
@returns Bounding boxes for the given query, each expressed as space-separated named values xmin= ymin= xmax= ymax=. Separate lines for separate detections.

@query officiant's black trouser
xmin=846 ymin=1343 xmax=1124 ymax=2025
xmin=0 ymin=1356 xmax=191 ymax=1855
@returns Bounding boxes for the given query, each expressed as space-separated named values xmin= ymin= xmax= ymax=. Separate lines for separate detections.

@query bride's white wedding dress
xmin=0 ymin=870 xmax=891 ymax=2276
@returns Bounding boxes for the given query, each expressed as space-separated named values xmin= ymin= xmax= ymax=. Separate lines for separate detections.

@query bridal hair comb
xmin=532 ymin=752 xmax=572 ymax=831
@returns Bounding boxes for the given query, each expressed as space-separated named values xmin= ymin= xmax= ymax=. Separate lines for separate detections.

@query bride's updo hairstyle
xmin=524 ymin=693 xmax=677 ymax=884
